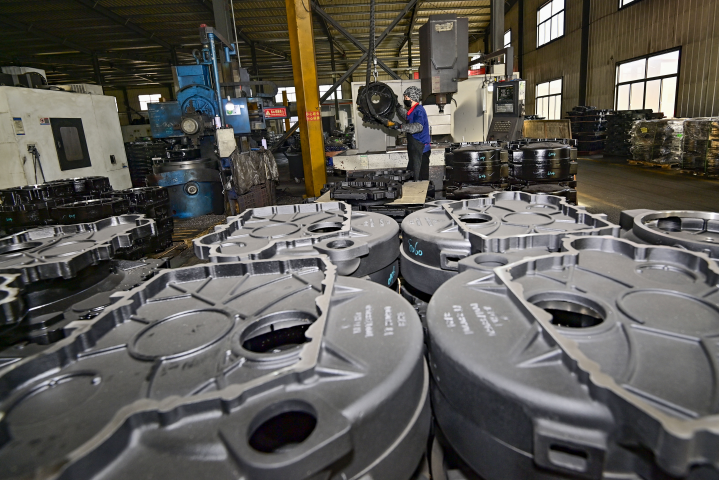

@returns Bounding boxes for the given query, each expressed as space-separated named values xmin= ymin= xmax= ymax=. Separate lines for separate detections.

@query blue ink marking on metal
xmin=388 ymin=266 xmax=396 ymax=285
xmin=408 ymin=240 xmax=423 ymax=256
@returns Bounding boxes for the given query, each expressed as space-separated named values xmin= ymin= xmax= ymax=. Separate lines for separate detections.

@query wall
xmin=508 ymin=0 xmax=719 ymax=118
xmin=587 ymin=0 xmax=719 ymax=117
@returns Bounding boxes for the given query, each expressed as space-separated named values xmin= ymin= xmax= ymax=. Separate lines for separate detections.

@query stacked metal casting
xmin=105 ymin=186 xmax=174 ymax=254
xmin=0 ymin=177 xmax=118 ymax=233
xmin=194 ymin=202 xmax=401 ymax=288
xmin=0 ymin=214 xmax=165 ymax=363
xmin=399 ymin=192 xmax=618 ymax=296
xmin=322 ymin=169 xmax=434 ymax=221
xmin=566 ymin=106 xmax=609 ymax=154
xmin=444 ymin=143 xmax=508 ymax=199
xmin=426 ymin=234 xmax=719 ymax=479
xmin=507 ymin=138 xmax=579 ymax=204
xmin=0 ymin=256 xmax=429 ymax=480
xmin=124 ymin=141 xmax=170 ymax=187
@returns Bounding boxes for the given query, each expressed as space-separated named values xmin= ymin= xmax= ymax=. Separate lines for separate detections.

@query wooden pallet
xmin=679 ymin=169 xmax=719 ymax=178
xmin=627 ymin=160 xmax=679 ymax=169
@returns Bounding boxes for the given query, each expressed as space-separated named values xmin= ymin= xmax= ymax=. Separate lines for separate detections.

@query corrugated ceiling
xmin=0 ymin=0 xmax=493 ymax=87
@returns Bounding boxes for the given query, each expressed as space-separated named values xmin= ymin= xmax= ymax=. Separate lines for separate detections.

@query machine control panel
xmin=487 ymin=80 xmax=526 ymax=142
xmin=487 ymin=118 xmax=523 ymax=142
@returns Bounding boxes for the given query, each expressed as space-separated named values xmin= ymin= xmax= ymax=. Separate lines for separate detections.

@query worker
xmin=381 ymin=86 xmax=431 ymax=180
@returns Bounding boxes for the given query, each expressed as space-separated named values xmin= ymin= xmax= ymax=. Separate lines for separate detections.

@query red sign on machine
xmin=263 ymin=107 xmax=288 ymax=119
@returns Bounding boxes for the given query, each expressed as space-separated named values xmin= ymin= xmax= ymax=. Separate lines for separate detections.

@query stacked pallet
xmin=629 ymin=119 xmax=684 ymax=166
xmin=567 ymin=106 xmax=610 ymax=155
xmin=604 ymin=110 xmax=663 ymax=157
xmin=682 ymin=118 xmax=719 ymax=175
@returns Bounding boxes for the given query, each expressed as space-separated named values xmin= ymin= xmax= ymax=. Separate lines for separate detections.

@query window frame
xmin=536 ymin=0 xmax=565 ymax=49
xmin=504 ymin=29 xmax=512 ymax=49
xmin=138 ymin=93 xmax=162 ymax=111
xmin=619 ymin=0 xmax=646 ymax=10
xmin=613 ymin=47 xmax=681 ymax=117
xmin=535 ymin=77 xmax=563 ymax=120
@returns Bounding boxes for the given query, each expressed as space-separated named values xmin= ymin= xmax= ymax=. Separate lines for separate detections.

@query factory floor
xmin=577 ymin=155 xmax=719 ymax=224
xmin=153 ymin=154 xmax=719 ymax=268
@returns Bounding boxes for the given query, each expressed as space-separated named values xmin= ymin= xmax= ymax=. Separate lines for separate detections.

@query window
xmin=504 ymin=29 xmax=512 ymax=49
xmin=619 ymin=0 xmax=639 ymax=8
xmin=537 ymin=0 xmax=564 ymax=47
xmin=275 ymin=87 xmax=296 ymax=104
xmin=535 ymin=79 xmax=562 ymax=120
xmin=138 ymin=94 xmax=161 ymax=111
xmin=319 ymin=85 xmax=342 ymax=100
xmin=614 ymin=49 xmax=680 ymax=117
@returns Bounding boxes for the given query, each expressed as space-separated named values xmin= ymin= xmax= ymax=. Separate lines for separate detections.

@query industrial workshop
xmin=0 ymin=0 xmax=718 ymax=478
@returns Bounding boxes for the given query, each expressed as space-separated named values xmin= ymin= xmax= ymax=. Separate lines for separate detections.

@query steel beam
xmin=0 ymin=16 xmax=93 ymax=55
xmin=311 ymin=1 xmax=405 ymax=80
xmin=286 ymin=0 xmax=327 ymax=196
xmin=72 ymin=0 xmax=174 ymax=51
xmin=396 ymin=0 xmax=420 ymax=59
xmin=271 ymin=3 xmax=412 ymax=151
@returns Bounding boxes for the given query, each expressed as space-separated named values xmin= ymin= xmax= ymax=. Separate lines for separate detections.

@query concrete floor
xmin=274 ymin=152 xmax=719 ymax=224
xmin=577 ymin=156 xmax=719 ymax=224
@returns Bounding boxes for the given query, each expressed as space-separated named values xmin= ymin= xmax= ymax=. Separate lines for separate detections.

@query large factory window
xmin=619 ymin=0 xmax=640 ymax=8
xmin=275 ymin=87 xmax=296 ymax=103
xmin=535 ymin=79 xmax=562 ymax=120
xmin=614 ymin=49 xmax=680 ymax=117
xmin=536 ymin=0 xmax=564 ymax=48
xmin=504 ymin=29 xmax=512 ymax=49
xmin=319 ymin=85 xmax=342 ymax=100
xmin=138 ymin=94 xmax=161 ymax=111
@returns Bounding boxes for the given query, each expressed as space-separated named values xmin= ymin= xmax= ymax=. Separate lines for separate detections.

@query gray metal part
xmin=0 ymin=273 xmax=23 ymax=326
xmin=0 ymin=256 xmax=428 ymax=480
xmin=0 ymin=259 xmax=168 ymax=366
xmin=0 ymin=215 xmax=157 ymax=283
xmin=427 ymin=235 xmax=719 ymax=478
xmin=400 ymin=244 xmax=457 ymax=295
xmin=620 ymin=209 xmax=719 ymax=260
xmin=400 ymin=192 xmax=619 ymax=278
xmin=194 ymin=202 xmax=399 ymax=277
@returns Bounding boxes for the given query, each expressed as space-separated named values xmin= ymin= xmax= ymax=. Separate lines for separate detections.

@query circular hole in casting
xmin=242 ymin=311 xmax=317 ymax=354
xmin=249 ymin=409 xmax=317 ymax=453
xmin=306 ymin=222 xmax=343 ymax=234
xmin=533 ymin=300 xmax=604 ymax=328
xmin=460 ymin=213 xmax=493 ymax=224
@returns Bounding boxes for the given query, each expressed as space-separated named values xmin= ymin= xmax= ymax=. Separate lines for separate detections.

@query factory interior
xmin=1 ymin=0 xmax=719 ymax=478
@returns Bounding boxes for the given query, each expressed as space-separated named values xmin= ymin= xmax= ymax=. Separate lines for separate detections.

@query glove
xmin=380 ymin=117 xmax=396 ymax=128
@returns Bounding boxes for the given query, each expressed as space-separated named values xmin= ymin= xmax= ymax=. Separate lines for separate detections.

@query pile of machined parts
xmin=445 ymin=138 xmax=578 ymax=205
xmin=1 ymin=176 xmax=719 ymax=479
xmin=0 ymin=179 xmax=174 ymax=257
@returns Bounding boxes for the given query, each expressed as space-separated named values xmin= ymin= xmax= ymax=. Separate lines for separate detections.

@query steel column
xmin=92 ymin=54 xmax=104 ymax=86
xmin=283 ymin=90 xmax=290 ymax=131
xmin=286 ymin=0 xmax=327 ymax=196
xmin=490 ymin=0 xmax=503 ymax=53
xmin=578 ymin=0 xmax=590 ymax=105
xmin=271 ymin=2 xmax=412 ymax=152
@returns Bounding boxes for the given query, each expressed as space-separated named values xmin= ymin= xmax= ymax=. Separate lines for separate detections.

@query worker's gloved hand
xmin=380 ymin=117 xmax=396 ymax=128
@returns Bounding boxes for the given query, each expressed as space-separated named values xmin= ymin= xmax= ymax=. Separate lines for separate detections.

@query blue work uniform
xmin=405 ymin=103 xmax=431 ymax=180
